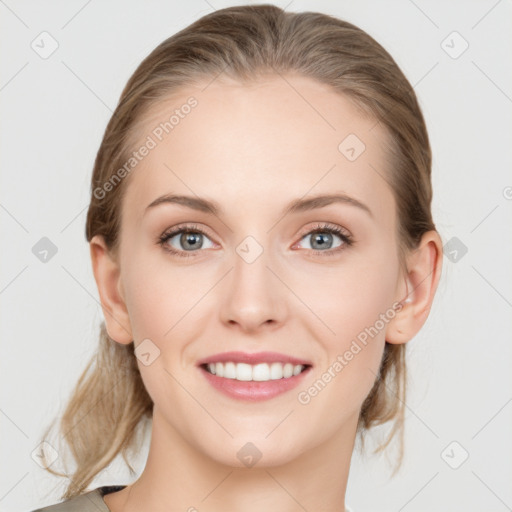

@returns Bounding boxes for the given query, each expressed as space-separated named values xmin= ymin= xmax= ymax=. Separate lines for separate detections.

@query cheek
xmin=121 ymin=249 xmax=190 ymax=342
xmin=121 ymin=259 xmax=198 ymax=403
xmin=293 ymin=249 xmax=399 ymax=337
xmin=332 ymin=256 xmax=399 ymax=395
xmin=291 ymin=248 xmax=399 ymax=393
xmin=292 ymin=263 xmax=396 ymax=422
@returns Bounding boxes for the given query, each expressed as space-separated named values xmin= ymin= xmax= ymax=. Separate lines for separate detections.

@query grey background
xmin=1 ymin=1 xmax=511 ymax=511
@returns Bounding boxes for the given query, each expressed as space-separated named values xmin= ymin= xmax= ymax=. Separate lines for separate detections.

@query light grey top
xmin=31 ymin=486 xmax=354 ymax=511
xmin=31 ymin=486 xmax=124 ymax=512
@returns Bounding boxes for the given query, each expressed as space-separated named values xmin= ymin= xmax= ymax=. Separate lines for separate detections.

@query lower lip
xmin=199 ymin=365 xmax=312 ymax=402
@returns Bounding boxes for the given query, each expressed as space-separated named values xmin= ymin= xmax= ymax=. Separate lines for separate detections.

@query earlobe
xmin=385 ymin=230 xmax=443 ymax=345
xmin=89 ymin=235 xmax=133 ymax=345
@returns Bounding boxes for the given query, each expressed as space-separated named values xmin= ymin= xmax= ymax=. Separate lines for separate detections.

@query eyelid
xmin=160 ymin=223 xmax=213 ymax=239
xmin=158 ymin=223 xmax=217 ymax=247
xmin=296 ymin=221 xmax=351 ymax=239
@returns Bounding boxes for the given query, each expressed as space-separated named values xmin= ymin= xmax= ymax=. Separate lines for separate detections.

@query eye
xmin=158 ymin=224 xmax=215 ymax=258
xmin=293 ymin=222 xmax=353 ymax=257
xmin=158 ymin=222 xmax=353 ymax=259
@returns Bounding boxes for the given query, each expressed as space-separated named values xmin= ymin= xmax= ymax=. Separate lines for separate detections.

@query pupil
xmin=312 ymin=232 xmax=332 ymax=250
xmin=182 ymin=232 xmax=202 ymax=250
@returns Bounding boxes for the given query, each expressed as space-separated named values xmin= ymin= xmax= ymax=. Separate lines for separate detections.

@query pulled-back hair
xmin=40 ymin=4 xmax=435 ymax=499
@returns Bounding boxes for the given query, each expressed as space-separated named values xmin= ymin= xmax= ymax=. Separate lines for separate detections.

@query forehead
xmin=121 ymin=74 xmax=395 ymax=228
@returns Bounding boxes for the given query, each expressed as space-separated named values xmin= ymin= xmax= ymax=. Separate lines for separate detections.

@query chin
xmin=201 ymin=434 xmax=306 ymax=470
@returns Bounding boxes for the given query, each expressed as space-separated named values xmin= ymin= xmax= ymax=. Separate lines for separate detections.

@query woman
xmin=33 ymin=4 xmax=443 ymax=511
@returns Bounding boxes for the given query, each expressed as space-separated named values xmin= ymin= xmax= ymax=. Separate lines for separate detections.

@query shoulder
xmin=30 ymin=486 xmax=125 ymax=512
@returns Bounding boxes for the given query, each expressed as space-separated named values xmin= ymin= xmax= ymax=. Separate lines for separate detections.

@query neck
xmin=105 ymin=407 xmax=358 ymax=512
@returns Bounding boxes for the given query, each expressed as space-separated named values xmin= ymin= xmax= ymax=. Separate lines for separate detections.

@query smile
xmin=203 ymin=361 xmax=309 ymax=381
xmin=199 ymin=363 xmax=312 ymax=402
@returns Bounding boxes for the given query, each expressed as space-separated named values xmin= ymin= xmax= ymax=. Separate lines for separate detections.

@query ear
xmin=385 ymin=230 xmax=443 ymax=344
xmin=89 ymin=234 xmax=133 ymax=344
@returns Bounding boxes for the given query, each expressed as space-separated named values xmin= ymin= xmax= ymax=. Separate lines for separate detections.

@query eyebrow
xmin=145 ymin=193 xmax=373 ymax=219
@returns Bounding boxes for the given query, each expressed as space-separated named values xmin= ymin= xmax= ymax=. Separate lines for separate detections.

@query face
xmin=115 ymin=74 xmax=405 ymax=466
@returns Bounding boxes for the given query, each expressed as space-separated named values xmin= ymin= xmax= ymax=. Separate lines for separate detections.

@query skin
xmin=90 ymin=74 xmax=443 ymax=512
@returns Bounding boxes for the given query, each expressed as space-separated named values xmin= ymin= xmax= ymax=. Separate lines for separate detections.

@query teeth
xmin=206 ymin=362 xmax=306 ymax=381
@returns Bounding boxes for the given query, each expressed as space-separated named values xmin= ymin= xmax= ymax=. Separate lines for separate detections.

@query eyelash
xmin=157 ymin=222 xmax=354 ymax=259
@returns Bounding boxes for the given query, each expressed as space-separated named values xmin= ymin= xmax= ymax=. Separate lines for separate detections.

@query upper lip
xmin=197 ymin=351 xmax=312 ymax=367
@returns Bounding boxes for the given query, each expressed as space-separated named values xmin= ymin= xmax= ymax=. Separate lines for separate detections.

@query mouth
xmin=196 ymin=351 xmax=313 ymax=401
xmin=198 ymin=361 xmax=313 ymax=402
xmin=200 ymin=361 xmax=312 ymax=382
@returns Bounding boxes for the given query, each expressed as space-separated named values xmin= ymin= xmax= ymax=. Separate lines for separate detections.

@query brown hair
xmin=40 ymin=4 xmax=435 ymax=499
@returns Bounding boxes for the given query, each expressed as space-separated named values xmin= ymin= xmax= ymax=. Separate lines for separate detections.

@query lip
xmin=196 ymin=351 xmax=312 ymax=366
xmin=199 ymin=364 xmax=312 ymax=402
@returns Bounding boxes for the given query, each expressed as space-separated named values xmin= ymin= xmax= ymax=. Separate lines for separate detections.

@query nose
xmin=219 ymin=242 xmax=287 ymax=333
